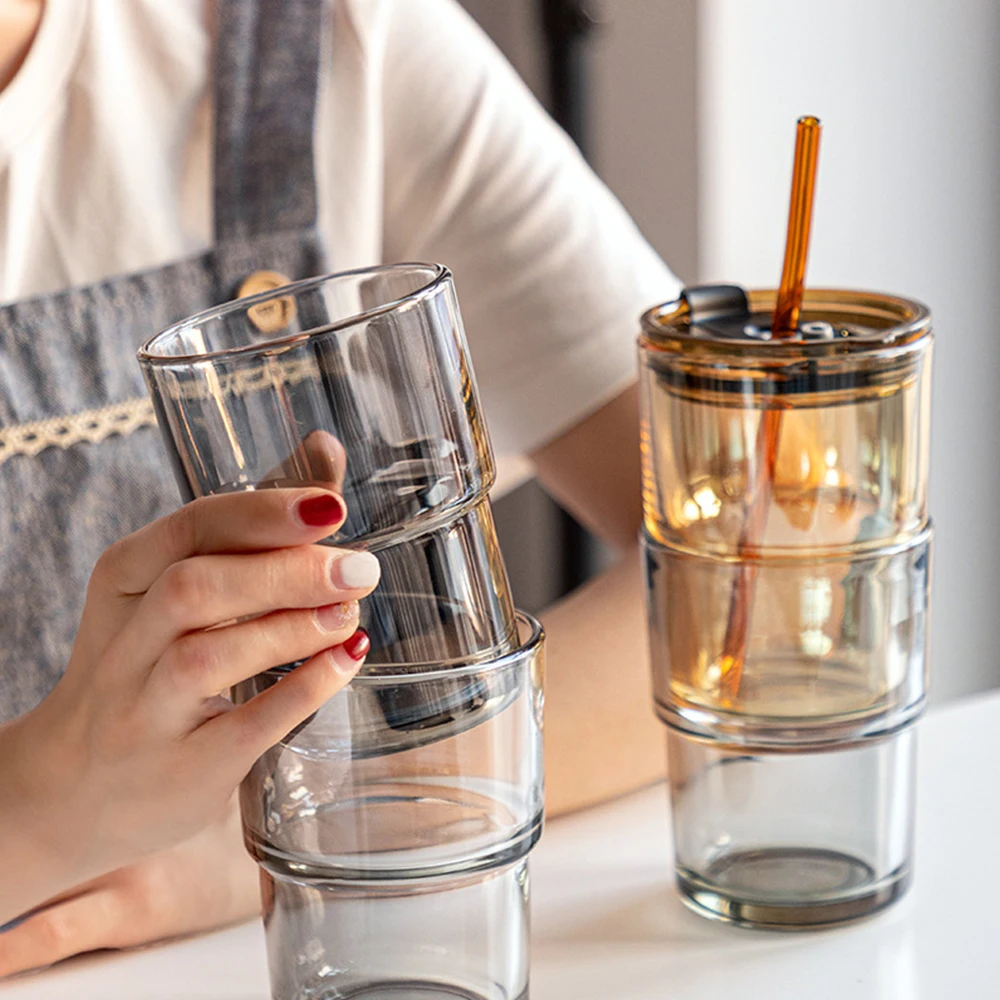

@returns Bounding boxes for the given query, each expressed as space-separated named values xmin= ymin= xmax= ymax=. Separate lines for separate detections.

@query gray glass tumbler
xmin=239 ymin=612 xmax=544 ymax=1000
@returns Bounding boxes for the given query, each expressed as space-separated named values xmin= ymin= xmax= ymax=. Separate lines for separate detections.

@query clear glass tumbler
xmin=138 ymin=263 xmax=517 ymax=670
xmin=638 ymin=286 xmax=933 ymax=927
xmin=236 ymin=612 xmax=544 ymax=998
xmin=139 ymin=264 xmax=493 ymax=540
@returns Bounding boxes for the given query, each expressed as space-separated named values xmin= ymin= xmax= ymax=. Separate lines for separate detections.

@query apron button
xmin=237 ymin=270 xmax=296 ymax=334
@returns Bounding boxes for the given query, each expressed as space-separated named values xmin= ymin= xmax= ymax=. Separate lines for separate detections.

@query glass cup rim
xmin=641 ymin=521 xmax=934 ymax=563
xmin=356 ymin=610 xmax=542 ymax=685
xmin=639 ymin=286 xmax=932 ymax=360
xmin=271 ymin=610 xmax=544 ymax=687
xmin=137 ymin=262 xmax=451 ymax=366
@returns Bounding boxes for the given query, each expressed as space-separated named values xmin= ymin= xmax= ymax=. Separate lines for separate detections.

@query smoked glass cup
xmin=639 ymin=286 xmax=933 ymax=928
xmin=137 ymin=264 xmax=517 ymax=664
xmin=261 ymin=861 xmax=530 ymax=1000
xmin=235 ymin=612 xmax=545 ymax=1000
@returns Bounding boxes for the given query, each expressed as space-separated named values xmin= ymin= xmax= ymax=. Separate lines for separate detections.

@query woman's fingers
xmin=91 ymin=487 xmax=348 ymax=599
xmin=301 ymin=431 xmax=347 ymax=492
xmin=149 ymin=601 xmax=361 ymax=708
xmin=112 ymin=544 xmax=381 ymax=669
xmin=0 ymin=801 xmax=259 ymax=977
xmin=0 ymin=887 xmax=122 ymax=978
xmin=204 ymin=631 xmax=370 ymax=770
xmin=267 ymin=430 xmax=347 ymax=494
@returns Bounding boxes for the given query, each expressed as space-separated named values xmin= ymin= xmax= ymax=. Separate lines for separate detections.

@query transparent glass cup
xmin=236 ymin=612 xmax=544 ymax=999
xmin=140 ymin=267 xmax=539 ymax=993
xmin=139 ymin=263 xmax=519 ymax=734
xmin=638 ymin=286 xmax=933 ymax=927
xmin=139 ymin=264 xmax=494 ymax=542
xmin=138 ymin=264 xmax=517 ymax=663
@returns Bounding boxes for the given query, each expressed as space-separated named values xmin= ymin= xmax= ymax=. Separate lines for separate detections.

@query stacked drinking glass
xmin=637 ymin=284 xmax=933 ymax=929
xmin=140 ymin=264 xmax=543 ymax=1000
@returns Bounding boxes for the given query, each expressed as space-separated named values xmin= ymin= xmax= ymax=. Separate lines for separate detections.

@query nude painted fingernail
xmin=315 ymin=601 xmax=359 ymax=633
xmin=332 ymin=551 xmax=381 ymax=589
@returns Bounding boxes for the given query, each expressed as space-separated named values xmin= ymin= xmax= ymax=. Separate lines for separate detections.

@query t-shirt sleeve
xmin=379 ymin=0 xmax=682 ymax=457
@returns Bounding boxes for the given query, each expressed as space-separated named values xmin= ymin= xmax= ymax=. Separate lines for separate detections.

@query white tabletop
xmin=3 ymin=692 xmax=998 ymax=999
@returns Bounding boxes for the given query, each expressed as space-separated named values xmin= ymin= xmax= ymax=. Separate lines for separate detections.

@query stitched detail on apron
xmin=0 ymin=398 xmax=156 ymax=466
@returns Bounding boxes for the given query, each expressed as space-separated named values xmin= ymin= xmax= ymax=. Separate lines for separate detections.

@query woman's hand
xmin=0 ymin=487 xmax=381 ymax=927
xmin=0 ymin=796 xmax=258 ymax=978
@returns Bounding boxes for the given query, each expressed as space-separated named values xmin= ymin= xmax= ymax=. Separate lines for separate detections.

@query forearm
xmin=539 ymin=547 xmax=665 ymax=818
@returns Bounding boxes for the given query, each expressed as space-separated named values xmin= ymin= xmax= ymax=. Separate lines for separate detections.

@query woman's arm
xmin=530 ymin=384 xmax=665 ymax=816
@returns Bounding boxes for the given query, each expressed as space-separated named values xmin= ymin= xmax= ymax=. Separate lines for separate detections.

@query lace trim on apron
xmin=153 ymin=355 xmax=322 ymax=400
xmin=0 ymin=397 xmax=156 ymax=466
xmin=0 ymin=354 xmax=322 ymax=466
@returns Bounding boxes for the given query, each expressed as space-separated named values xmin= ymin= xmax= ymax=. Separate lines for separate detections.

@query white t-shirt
xmin=0 ymin=0 xmax=680 ymax=460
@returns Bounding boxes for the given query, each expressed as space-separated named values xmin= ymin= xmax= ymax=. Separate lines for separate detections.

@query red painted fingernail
xmin=342 ymin=628 xmax=370 ymax=661
xmin=297 ymin=493 xmax=345 ymax=527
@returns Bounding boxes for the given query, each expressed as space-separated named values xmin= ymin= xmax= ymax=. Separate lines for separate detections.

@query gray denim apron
xmin=0 ymin=0 xmax=328 ymax=722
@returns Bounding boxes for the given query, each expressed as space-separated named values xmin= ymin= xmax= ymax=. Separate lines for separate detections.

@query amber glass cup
xmin=639 ymin=286 xmax=932 ymax=927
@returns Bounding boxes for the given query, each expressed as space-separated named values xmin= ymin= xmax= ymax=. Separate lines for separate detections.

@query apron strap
xmin=213 ymin=0 xmax=325 ymax=243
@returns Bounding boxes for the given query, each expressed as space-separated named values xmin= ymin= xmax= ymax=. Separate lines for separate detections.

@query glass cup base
xmin=666 ymin=722 xmax=917 ymax=930
xmin=676 ymin=856 xmax=911 ymax=929
xmin=262 ymin=860 xmax=530 ymax=1000
xmin=312 ymin=983 xmax=528 ymax=1000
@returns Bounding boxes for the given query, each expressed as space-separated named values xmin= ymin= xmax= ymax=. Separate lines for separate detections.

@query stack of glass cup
xmin=638 ymin=285 xmax=932 ymax=928
xmin=139 ymin=264 xmax=544 ymax=999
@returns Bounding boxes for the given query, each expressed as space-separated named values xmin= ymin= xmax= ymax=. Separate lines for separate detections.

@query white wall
xmin=459 ymin=0 xmax=699 ymax=280
xmin=698 ymin=0 xmax=1000 ymax=702
xmin=591 ymin=0 xmax=698 ymax=282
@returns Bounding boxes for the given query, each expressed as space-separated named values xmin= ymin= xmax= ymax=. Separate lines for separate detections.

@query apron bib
xmin=0 ymin=0 xmax=328 ymax=721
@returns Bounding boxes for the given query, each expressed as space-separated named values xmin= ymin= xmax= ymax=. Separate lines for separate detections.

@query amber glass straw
xmin=718 ymin=116 xmax=822 ymax=700
xmin=772 ymin=116 xmax=822 ymax=336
